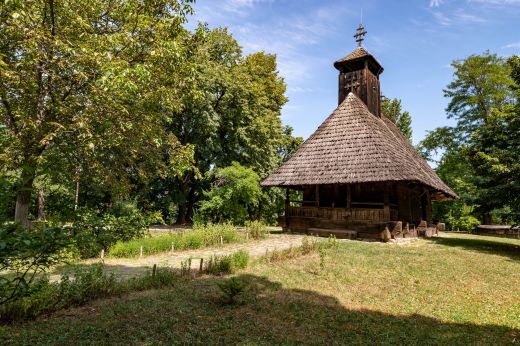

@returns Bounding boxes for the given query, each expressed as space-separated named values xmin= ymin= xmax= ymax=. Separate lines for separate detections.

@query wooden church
xmin=261 ymin=24 xmax=457 ymax=240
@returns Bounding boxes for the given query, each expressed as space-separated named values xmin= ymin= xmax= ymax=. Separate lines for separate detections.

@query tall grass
xmin=109 ymin=223 xmax=239 ymax=258
xmin=245 ymin=220 xmax=269 ymax=239
xmin=204 ymin=250 xmax=249 ymax=275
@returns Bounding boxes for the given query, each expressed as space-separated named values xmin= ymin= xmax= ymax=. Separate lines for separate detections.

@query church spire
xmin=353 ymin=23 xmax=367 ymax=47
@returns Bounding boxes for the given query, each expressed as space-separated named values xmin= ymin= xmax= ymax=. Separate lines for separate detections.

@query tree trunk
xmin=15 ymin=170 xmax=35 ymax=228
xmin=186 ymin=187 xmax=196 ymax=223
xmin=175 ymin=177 xmax=191 ymax=225
xmin=37 ymin=189 xmax=46 ymax=221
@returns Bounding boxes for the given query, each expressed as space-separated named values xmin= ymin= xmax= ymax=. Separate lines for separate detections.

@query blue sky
xmin=187 ymin=0 xmax=520 ymax=144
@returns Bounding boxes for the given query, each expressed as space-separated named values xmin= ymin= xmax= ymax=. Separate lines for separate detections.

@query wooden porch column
xmin=383 ymin=185 xmax=390 ymax=221
xmin=315 ymin=185 xmax=320 ymax=207
xmin=284 ymin=188 xmax=290 ymax=230
xmin=425 ymin=190 xmax=432 ymax=225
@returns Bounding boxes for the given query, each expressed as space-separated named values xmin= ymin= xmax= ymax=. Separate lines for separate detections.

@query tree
xmin=381 ymin=98 xmax=413 ymax=141
xmin=154 ymin=25 xmax=288 ymax=224
xmin=420 ymin=52 xmax=517 ymax=225
xmin=466 ymin=55 xmax=520 ymax=223
xmin=0 ymin=0 xmax=195 ymax=227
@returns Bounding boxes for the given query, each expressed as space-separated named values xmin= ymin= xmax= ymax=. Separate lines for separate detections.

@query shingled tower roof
xmin=333 ymin=46 xmax=384 ymax=75
xmin=261 ymin=93 xmax=457 ymax=200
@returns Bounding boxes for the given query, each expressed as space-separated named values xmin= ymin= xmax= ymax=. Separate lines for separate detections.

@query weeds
xmin=0 ymin=264 xmax=177 ymax=322
xmin=204 ymin=250 xmax=249 ymax=275
xmin=110 ymin=223 xmax=239 ymax=258
xmin=245 ymin=221 xmax=269 ymax=239
xmin=261 ymin=236 xmax=338 ymax=263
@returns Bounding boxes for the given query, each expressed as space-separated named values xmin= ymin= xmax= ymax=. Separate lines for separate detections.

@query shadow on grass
xmin=429 ymin=235 xmax=520 ymax=262
xmin=1 ymin=269 xmax=518 ymax=345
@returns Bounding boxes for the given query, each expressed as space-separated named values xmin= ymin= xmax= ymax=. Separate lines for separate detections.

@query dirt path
xmin=72 ymin=233 xmax=314 ymax=280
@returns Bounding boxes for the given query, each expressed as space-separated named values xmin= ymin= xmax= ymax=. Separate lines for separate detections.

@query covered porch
xmin=281 ymin=182 xmax=433 ymax=239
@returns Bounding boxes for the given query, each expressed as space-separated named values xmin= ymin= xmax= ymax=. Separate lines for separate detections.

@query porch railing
xmin=286 ymin=206 xmax=397 ymax=222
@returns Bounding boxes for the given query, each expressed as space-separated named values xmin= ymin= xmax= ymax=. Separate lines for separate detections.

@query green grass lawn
xmin=1 ymin=233 xmax=519 ymax=345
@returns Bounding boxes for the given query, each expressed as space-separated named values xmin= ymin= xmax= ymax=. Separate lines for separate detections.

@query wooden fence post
xmin=152 ymin=264 xmax=157 ymax=278
xmin=199 ymin=258 xmax=204 ymax=273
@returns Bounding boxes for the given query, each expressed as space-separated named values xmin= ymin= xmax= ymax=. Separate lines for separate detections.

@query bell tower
xmin=333 ymin=23 xmax=384 ymax=117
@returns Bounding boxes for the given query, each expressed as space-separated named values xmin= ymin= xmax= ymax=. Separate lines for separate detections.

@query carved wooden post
xmin=315 ymin=185 xmax=320 ymax=207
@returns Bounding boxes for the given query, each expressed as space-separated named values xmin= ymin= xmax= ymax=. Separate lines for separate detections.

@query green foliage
xmin=199 ymin=162 xmax=262 ymax=225
xmin=205 ymin=250 xmax=250 ymax=275
xmin=147 ymin=25 xmax=290 ymax=224
xmin=217 ymin=277 xmax=246 ymax=305
xmin=446 ymin=205 xmax=481 ymax=232
xmin=381 ymin=98 xmax=413 ymax=141
xmin=0 ymin=0 xmax=196 ymax=226
xmin=0 ymin=264 xmax=177 ymax=321
xmin=109 ymin=223 xmax=239 ymax=258
xmin=0 ymin=223 xmax=71 ymax=305
xmin=421 ymin=52 xmax=519 ymax=224
xmin=245 ymin=220 xmax=269 ymax=239
xmin=72 ymin=203 xmax=149 ymax=258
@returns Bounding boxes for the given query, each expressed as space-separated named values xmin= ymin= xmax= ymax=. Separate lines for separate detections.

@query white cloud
xmin=502 ymin=41 xmax=520 ymax=48
xmin=222 ymin=0 xmax=274 ymax=16
xmin=430 ymin=0 xmax=445 ymax=7
xmin=430 ymin=8 xmax=486 ymax=26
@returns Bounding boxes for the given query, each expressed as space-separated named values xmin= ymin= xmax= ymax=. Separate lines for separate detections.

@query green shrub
xmin=109 ymin=223 xmax=239 ymax=258
xmin=217 ymin=277 xmax=246 ymax=304
xmin=204 ymin=250 xmax=249 ymax=275
xmin=0 ymin=264 xmax=177 ymax=322
xmin=72 ymin=203 xmax=149 ymax=258
xmin=198 ymin=162 xmax=262 ymax=225
xmin=245 ymin=220 xmax=268 ymax=239
xmin=451 ymin=215 xmax=480 ymax=232
xmin=0 ymin=223 xmax=72 ymax=305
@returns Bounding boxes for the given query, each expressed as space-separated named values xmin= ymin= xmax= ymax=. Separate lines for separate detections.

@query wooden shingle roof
xmin=333 ymin=46 xmax=384 ymax=74
xmin=261 ymin=92 xmax=457 ymax=200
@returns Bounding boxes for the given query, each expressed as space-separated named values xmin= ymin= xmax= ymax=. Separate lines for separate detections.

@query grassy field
xmin=1 ymin=233 xmax=519 ymax=345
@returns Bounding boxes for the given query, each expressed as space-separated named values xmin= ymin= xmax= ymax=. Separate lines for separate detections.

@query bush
xmin=245 ymin=220 xmax=268 ymax=239
xmin=109 ymin=223 xmax=239 ymax=258
xmin=0 ymin=223 xmax=71 ymax=305
xmin=451 ymin=215 xmax=480 ymax=232
xmin=72 ymin=202 xmax=149 ymax=258
xmin=204 ymin=250 xmax=249 ymax=275
xmin=217 ymin=277 xmax=246 ymax=305
xmin=0 ymin=264 xmax=177 ymax=321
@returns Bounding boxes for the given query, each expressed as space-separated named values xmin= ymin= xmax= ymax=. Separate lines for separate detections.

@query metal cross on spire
xmin=353 ymin=23 xmax=367 ymax=47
